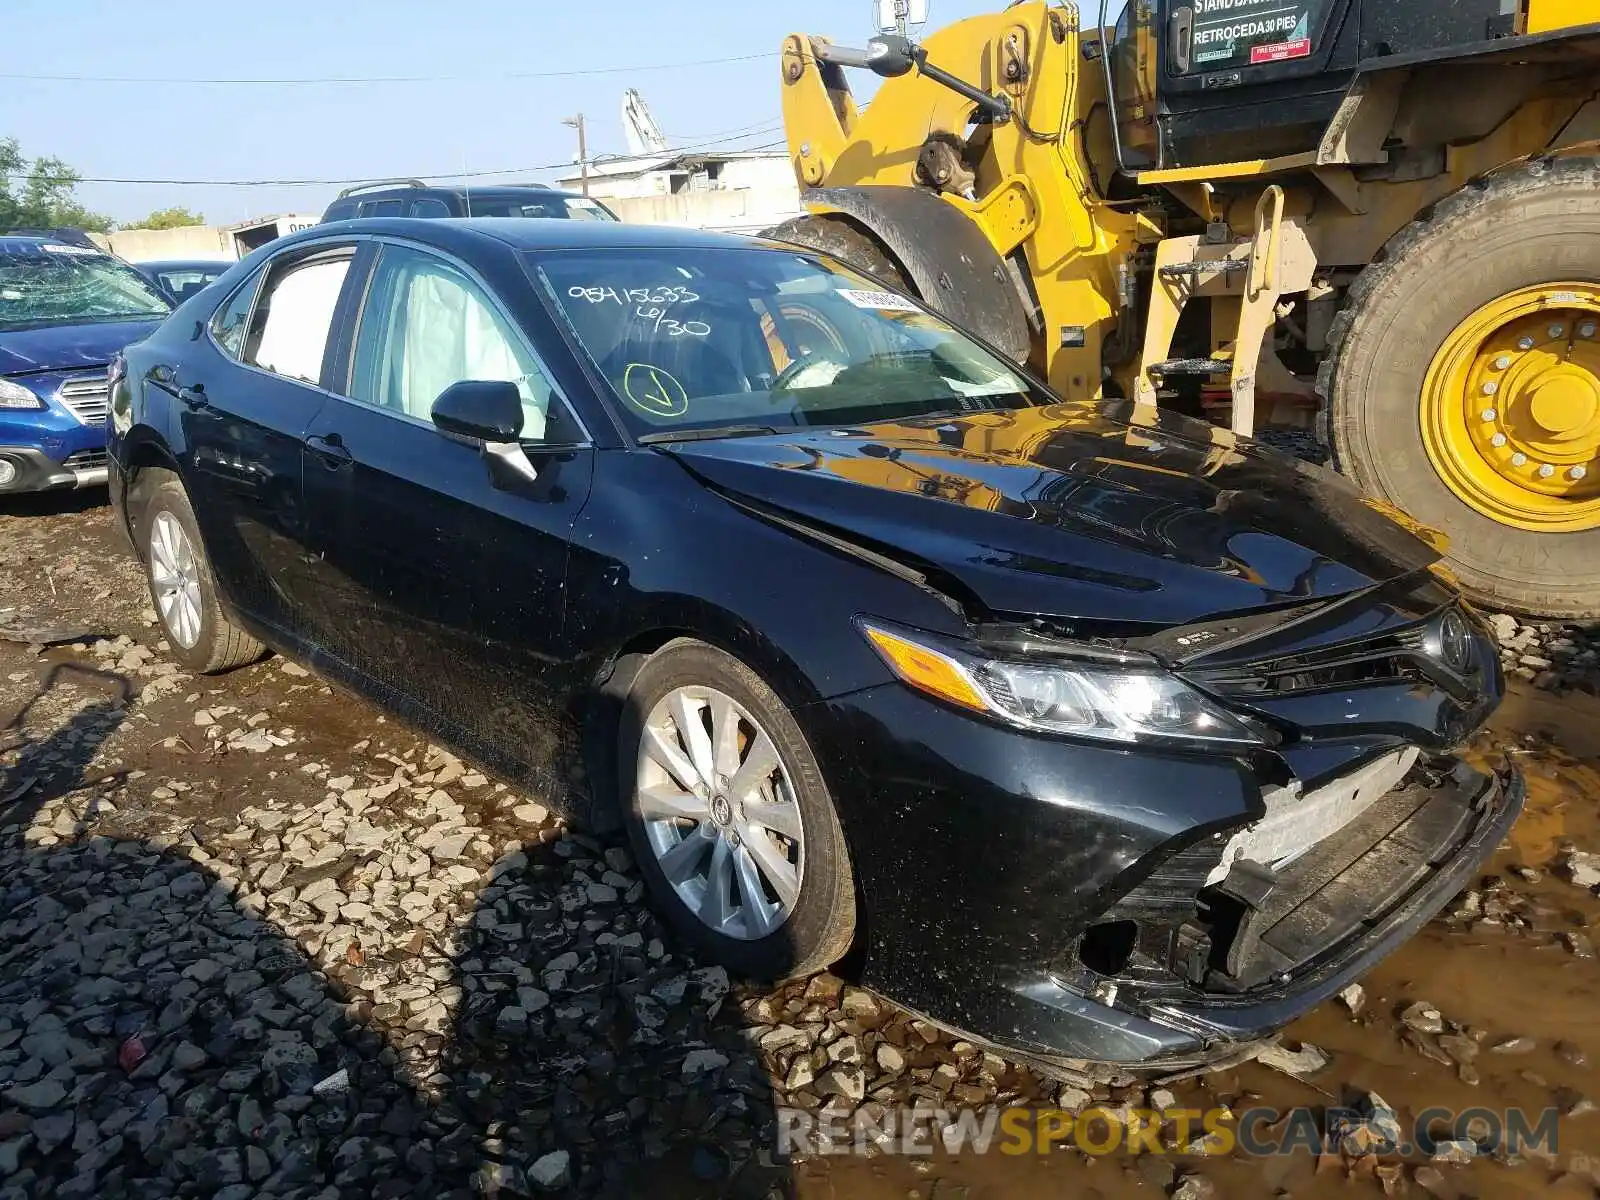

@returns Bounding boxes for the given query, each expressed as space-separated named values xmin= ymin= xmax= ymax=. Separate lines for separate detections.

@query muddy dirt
xmin=2 ymin=489 xmax=1597 ymax=1199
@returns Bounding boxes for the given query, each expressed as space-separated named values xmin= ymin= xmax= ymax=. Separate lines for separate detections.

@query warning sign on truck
xmin=1250 ymin=36 xmax=1312 ymax=63
xmin=1186 ymin=0 xmax=1320 ymax=73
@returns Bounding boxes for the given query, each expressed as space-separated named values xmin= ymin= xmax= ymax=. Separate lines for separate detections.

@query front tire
xmin=135 ymin=471 xmax=265 ymax=674
xmin=1324 ymin=157 xmax=1600 ymax=619
xmin=619 ymin=640 xmax=855 ymax=980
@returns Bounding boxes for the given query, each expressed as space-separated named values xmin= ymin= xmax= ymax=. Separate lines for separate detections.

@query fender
xmin=802 ymin=185 xmax=1033 ymax=364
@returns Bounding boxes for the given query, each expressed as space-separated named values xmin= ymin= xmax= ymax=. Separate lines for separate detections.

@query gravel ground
xmin=1486 ymin=612 xmax=1600 ymax=694
xmin=1 ymin=493 xmax=1598 ymax=1200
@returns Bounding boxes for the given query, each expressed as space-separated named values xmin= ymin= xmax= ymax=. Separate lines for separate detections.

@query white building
xmin=94 ymin=213 xmax=321 ymax=263
xmin=555 ymin=151 xmax=802 ymax=235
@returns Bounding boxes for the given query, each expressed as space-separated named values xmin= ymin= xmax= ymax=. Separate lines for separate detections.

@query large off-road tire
xmin=762 ymin=215 xmax=913 ymax=293
xmin=134 ymin=470 xmax=266 ymax=674
xmin=1323 ymin=156 xmax=1600 ymax=620
xmin=619 ymin=639 xmax=855 ymax=981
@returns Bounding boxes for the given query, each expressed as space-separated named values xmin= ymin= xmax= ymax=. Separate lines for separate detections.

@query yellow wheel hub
xmin=1421 ymin=284 xmax=1600 ymax=532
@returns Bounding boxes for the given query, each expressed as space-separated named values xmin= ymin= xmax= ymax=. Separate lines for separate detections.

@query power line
xmin=664 ymin=117 xmax=784 ymax=143
xmin=0 ymin=134 xmax=788 ymax=189
xmin=0 ymin=51 xmax=775 ymax=86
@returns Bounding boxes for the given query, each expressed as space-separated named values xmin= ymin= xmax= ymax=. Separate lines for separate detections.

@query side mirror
xmin=430 ymin=379 xmax=525 ymax=443
xmin=431 ymin=379 xmax=540 ymax=486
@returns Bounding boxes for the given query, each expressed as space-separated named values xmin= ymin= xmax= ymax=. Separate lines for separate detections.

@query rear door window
xmin=409 ymin=198 xmax=454 ymax=217
xmin=210 ymin=269 xmax=262 ymax=360
xmin=358 ymin=198 xmax=405 ymax=217
xmin=243 ymin=252 xmax=353 ymax=385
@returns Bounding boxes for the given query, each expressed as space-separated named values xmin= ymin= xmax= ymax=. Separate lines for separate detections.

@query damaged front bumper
xmin=809 ymin=637 xmax=1517 ymax=1072
xmin=1011 ymin=756 xmax=1523 ymax=1069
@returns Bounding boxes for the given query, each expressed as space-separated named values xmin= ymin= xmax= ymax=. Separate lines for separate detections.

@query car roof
xmin=340 ymin=184 xmax=591 ymax=202
xmin=136 ymin=259 xmax=232 ymax=270
xmin=0 ymin=234 xmax=114 ymax=257
xmin=446 ymin=185 xmax=591 ymax=201
xmin=1 ymin=234 xmax=77 ymax=250
xmin=280 ymin=216 xmax=765 ymax=254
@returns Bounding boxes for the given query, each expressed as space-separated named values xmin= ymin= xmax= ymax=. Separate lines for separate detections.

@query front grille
xmin=1190 ymin=627 xmax=1427 ymax=698
xmin=58 ymin=374 xmax=109 ymax=426
xmin=61 ymin=449 xmax=107 ymax=472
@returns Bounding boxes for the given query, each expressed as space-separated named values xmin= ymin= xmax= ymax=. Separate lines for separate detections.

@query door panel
xmin=298 ymin=241 xmax=595 ymax=786
xmin=174 ymin=249 xmax=360 ymax=635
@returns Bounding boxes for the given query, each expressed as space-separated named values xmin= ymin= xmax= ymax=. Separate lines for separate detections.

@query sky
xmin=0 ymin=0 xmax=1113 ymax=227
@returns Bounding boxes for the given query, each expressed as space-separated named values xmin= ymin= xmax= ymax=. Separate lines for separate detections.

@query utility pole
xmin=562 ymin=114 xmax=589 ymax=196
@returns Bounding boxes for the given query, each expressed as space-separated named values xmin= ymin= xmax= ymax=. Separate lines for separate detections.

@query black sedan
xmin=107 ymin=218 xmax=1520 ymax=1072
xmin=130 ymin=258 xmax=232 ymax=303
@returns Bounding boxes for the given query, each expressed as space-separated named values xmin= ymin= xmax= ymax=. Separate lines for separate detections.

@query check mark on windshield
xmin=622 ymin=363 xmax=689 ymax=417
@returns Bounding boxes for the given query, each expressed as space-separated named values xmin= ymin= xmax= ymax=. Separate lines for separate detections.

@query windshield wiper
xmin=637 ymin=424 xmax=780 ymax=445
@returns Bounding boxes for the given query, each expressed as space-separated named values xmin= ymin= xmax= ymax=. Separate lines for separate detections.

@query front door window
xmin=349 ymin=245 xmax=554 ymax=439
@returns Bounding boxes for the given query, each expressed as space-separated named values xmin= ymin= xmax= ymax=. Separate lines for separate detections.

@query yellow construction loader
xmin=772 ymin=0 xmax=1600 ymax=618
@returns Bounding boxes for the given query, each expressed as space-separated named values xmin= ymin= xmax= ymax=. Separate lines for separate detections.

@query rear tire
xmin=135 ymin=471 xmax=266 ymax=674
xmin=619 ymin=639 xmax=855 ymax=981
xmin=1323 ymin=157 xmax=1600 ymax=620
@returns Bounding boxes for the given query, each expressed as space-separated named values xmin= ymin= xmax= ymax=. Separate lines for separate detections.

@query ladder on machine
xmin=1134 ymin=185 xmax=1317 ymax=437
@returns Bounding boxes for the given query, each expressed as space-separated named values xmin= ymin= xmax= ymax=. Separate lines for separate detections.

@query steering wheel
xmin=770 ymin=352 xmax=850 ymax=394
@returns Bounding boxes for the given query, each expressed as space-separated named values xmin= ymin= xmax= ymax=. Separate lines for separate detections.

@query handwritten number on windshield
xmin=567 ymin=284 xmax=711 ymax=337
xmin=567 ymin=285 xmax=701 ymax=306
xmin=634 ymin=305 xmax=711 ymax=338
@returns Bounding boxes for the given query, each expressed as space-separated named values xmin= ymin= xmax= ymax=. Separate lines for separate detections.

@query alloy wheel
xmin=636 ymin=685 xmax=804 ymax=940
xmin=149 ymin=511 xmax=204 ymax=650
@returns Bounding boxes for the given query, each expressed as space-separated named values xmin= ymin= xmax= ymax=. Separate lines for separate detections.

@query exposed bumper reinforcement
xmin=998 ymin=758 xmax=1523 ymax=1069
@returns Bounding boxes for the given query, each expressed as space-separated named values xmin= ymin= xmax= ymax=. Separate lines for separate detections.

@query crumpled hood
xmin=663 ymin=401 xmax=1443 ymax=627
xmin=0 ymin=318 xmax=163 ymax=377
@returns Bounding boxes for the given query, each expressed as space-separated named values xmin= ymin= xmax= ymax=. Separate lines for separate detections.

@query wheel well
xmin=766 ymin=212 xmax=913 ymax=294
xmin=574 ymin=625 xmax=818 ymax=825
xmin=577 ymin=630 xmax=698 ymax=836
xmin=125 ymin=438 xmax=179 ymax=476
xmin=118 ymin=441 xmax=180 ymax=559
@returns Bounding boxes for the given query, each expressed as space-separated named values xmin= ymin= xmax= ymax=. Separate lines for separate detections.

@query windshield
xmin=0 ymin=244 xmax=172 ymax=331
xmin=533 ymin=247 xmax=1044 ymax=438
xmin=469 ymin=195 xmax=617 ymax=222
xmin=153 ymin=265 xmax=227 ymax=302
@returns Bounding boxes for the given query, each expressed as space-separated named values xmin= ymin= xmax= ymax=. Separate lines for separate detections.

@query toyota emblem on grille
xmin=1430 ymin=609 xmax=1475 ymax=673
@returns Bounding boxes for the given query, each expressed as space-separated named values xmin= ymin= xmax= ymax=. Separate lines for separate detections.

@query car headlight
xmin=859 ymin=619 xmax=1270 ymax=749
xmin=0 ymin=378 xmax=43 ymax=410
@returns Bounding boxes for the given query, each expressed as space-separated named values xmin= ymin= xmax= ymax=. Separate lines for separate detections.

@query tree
xmin=0 ymin=137 xmax=115 ymax=233
xmin=127 ymin=205 xmax=205 ymax=230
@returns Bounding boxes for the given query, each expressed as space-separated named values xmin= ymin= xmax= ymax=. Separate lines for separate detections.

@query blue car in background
xmin=0 ymin=233 xmax=171 ymax=494
xmin=131 ymin=259 xmax=232 ymax=305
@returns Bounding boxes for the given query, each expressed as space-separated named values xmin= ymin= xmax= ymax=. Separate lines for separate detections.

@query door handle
xmin=1169 ymin=6 xmax=1194 ymax=74
xmin=305 ymin=432 xmax=354 ymax=468
xmin=150 ymin=366 xmax=208 ymax=410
